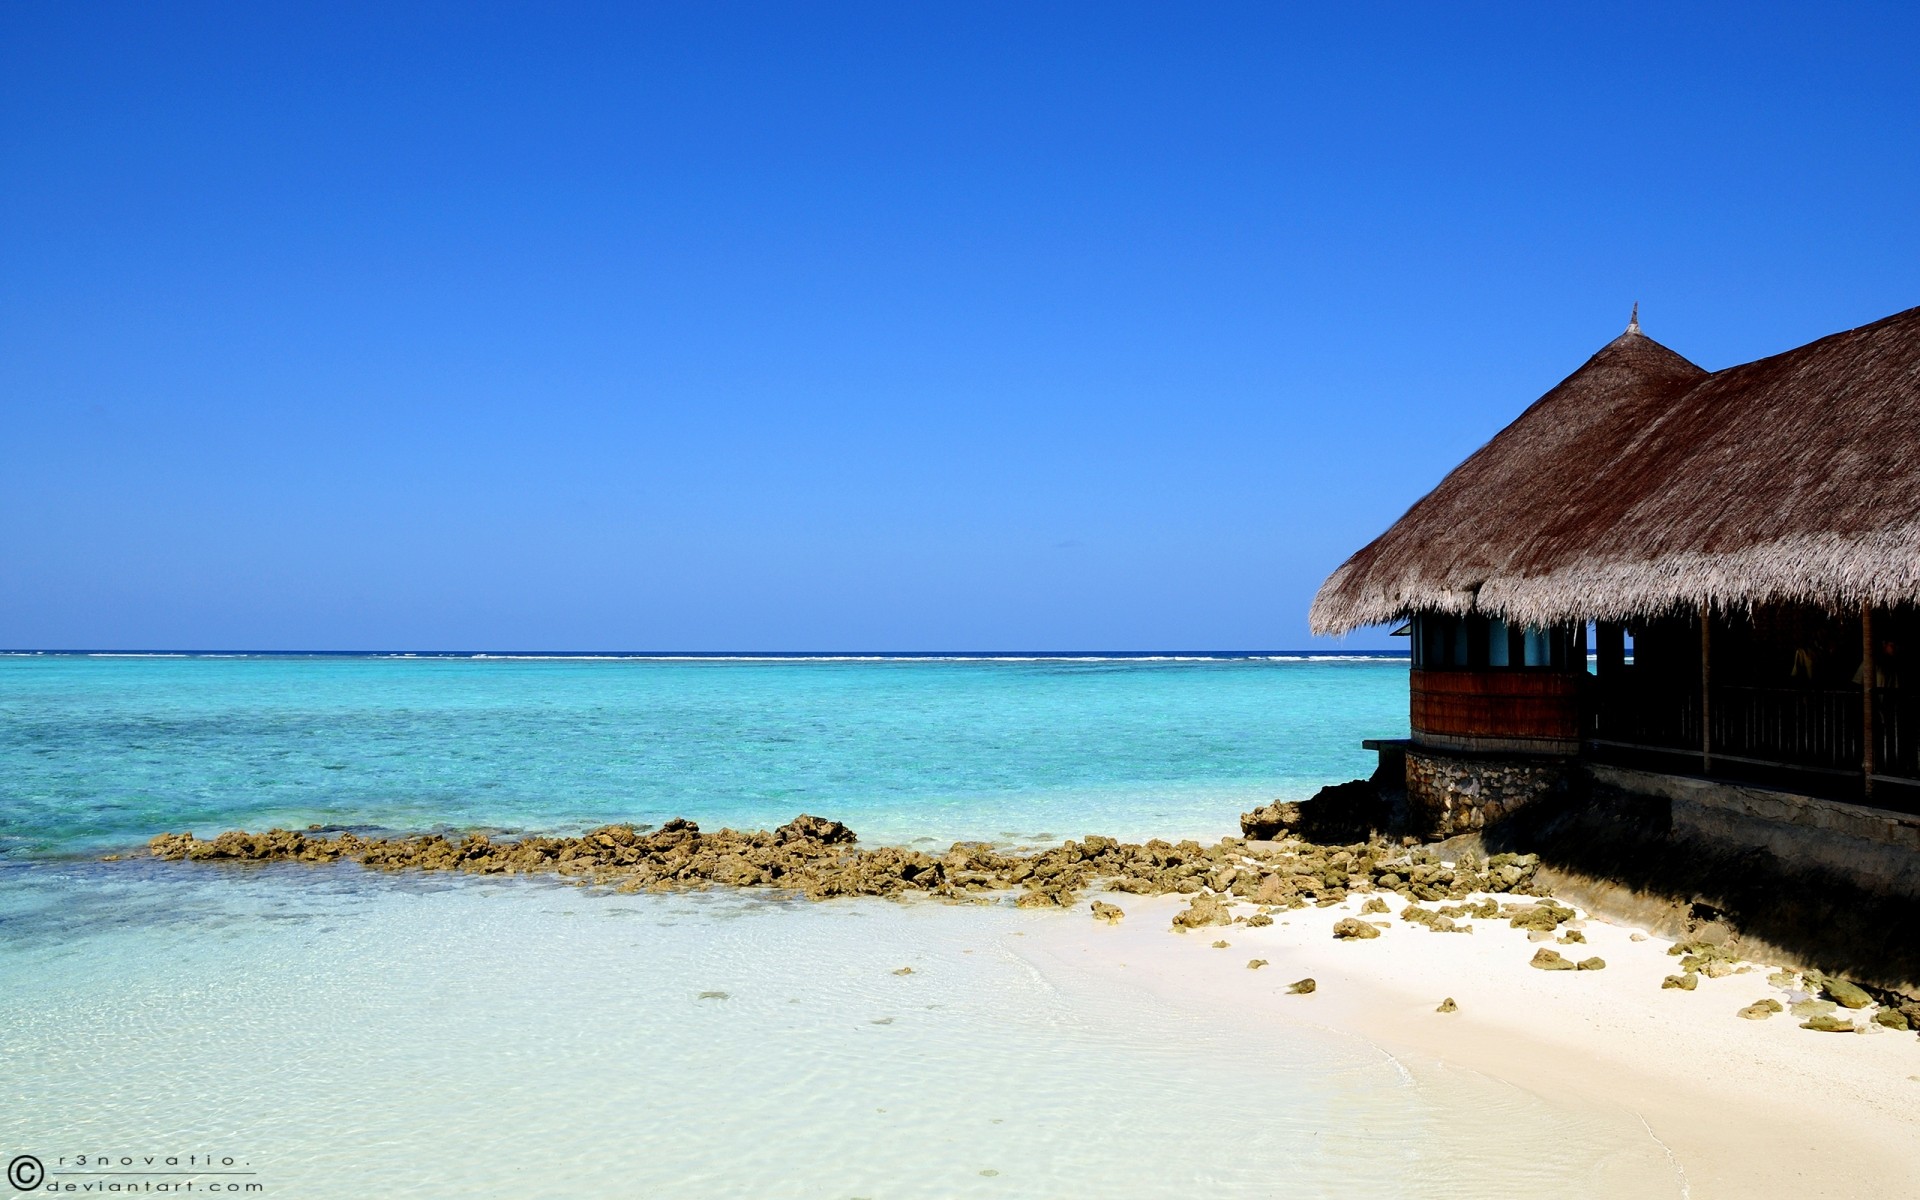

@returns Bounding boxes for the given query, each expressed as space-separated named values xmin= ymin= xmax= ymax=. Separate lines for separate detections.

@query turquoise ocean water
xmin=0 ymin=655 xmax=1680 ymax=1197
xmin=0 ymin=652 xmax=1408 ymax=859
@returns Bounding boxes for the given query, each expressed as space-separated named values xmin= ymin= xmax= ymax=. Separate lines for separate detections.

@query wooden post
xmin=1863 ymin=607 xmax=1877 ymax=798
xmin=1596 ymin=623 xmax=1626 ymax=676
xmin=1700 ymin=603 xmax=1713 ymax=774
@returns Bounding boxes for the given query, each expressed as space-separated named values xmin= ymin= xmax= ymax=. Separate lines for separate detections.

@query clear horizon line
xmin=0 ymin=647 xmax=1409 ymax=658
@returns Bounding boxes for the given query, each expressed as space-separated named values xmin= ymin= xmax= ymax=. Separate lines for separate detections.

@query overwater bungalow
xmin=1313 ymin=304 xmax=1920 ymax=852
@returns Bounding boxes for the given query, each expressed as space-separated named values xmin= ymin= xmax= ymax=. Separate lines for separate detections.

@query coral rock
xmin=1821 ymin=977 xmax=1873 ymax=1010
xmin=1172 ymin=893 xmax=1234 ymax=930
xmin=774 ymin=814 xmax=855 ymax=845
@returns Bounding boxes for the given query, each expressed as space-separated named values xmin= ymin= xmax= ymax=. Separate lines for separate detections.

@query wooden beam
xmin=1596 ymin=622 xmax=1626 ymax=676
xmin=1863 ymin=607 xmax=1877 ymax=799
xmin=1701 ymin=602 xmax=1713 ymax=774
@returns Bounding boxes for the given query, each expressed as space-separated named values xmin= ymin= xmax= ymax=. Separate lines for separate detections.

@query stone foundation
xmin=1588 ymin=764 xmax=1920 ymax=898
xmin=1380 ymin=741 xmax=1920 ymax=986
xmin=1403 ymin=747 xmax=1572 ymax=839
xmin=1395 ymin=744 xmax=1920 ymax=895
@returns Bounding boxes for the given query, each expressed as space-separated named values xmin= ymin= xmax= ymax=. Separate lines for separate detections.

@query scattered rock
xmin=1332 ymin=917 xmax=1381 ymax=940
xmin=1821 ymin=977 xmax=1873 ymax=1010
xmin=1401 ymin=904 xmax=1468 ymax=934
xmin=697 ymin=991 xmax=729 ymax=1000
xmin=1245 ymin=912 xmax=1274 ymax=928
xmin=1738 ymin=1000 xmax=1783 ymax=1020
xmin=1508 ymin=901 xmax=1577 ymax=932
xmin=1576 ymin=957 xmax=1606 ymax=971
xmin=1238 ymin=801 xmax=1302 ymax=841
xmin=1801 ymin=1015 xmax=1856 ymax=1033
xmin=1630 ymin=933 xmax=1648 ymax=942
xmin=1662 ymin=973 xmax=1698 ymax=990
xmin=775 ymin=814 xmax=856 ymax=845
xmin=1673 ymin=941 xmax=1742 ymax=976
xmin=1172 ymin=893 xmax=1234 ymax=930
xmin=1872 ymin=1009 xmax=1911 ymax=1031
xmin=1211 ymin=940 xmax=1230 ymax=949
xmin=1090 ymin=901 xmax=1125 ymax=924
xmin=892 ymin=967 xmax=914 ymax=976
xmin=1790 ymin=998 xmax=1838 ymax=1019
xmin=1436 ymin=997 xmax=1457 ymax=1013
xmin=1247 ymin=959 xmax=1268 ymax=970
xmin=1239 ymin=779 xmax=1388 ymax=843
xmin=1360 ymin=896 xmax=1390 ymax=915
xmin=1441 ymin=897 xmax=1500 ymax=920
xmin=1557 ymin=930 xmax=1587 ymax=944
xmin=1530 ymin=948 xmax=1576 ymax=971
xmin=1288 ymin=977 xmax=1317 ymax=994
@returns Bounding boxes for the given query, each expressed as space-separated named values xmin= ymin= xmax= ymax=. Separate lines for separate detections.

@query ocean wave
xmin=83 ymin=652 xmax=192 ymax=658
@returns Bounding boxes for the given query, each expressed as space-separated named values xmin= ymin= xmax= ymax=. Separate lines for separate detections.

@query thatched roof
xmin=1311 ymin=304 xmax=1920 ymax=635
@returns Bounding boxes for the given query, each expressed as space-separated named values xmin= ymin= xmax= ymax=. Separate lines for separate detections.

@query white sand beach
xmin=1017 ymin=889 xmax=1920 ymax=1200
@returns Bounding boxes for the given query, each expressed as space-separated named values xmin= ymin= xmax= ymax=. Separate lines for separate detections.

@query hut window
xmin=1414 ymin=614 xmax=1472 ymax=668
xmin=1414 ymin=614 xmax=1581 ymax=670
xmin=1523 ymin=626 xmax=1554 ymax=667
xmin=1488 ymin=619 xmax=1511 ymax=667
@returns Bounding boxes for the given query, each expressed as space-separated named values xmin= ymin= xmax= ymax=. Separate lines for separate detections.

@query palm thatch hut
xmin=1314 ymin=304 xmax=1920 ymax=817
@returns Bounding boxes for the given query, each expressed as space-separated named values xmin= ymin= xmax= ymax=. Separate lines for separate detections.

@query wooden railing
xmin=1590 ymin=677 xmax=1920 ymax=810
xmin=1711 ymin=686 xmax=1861 ymax=774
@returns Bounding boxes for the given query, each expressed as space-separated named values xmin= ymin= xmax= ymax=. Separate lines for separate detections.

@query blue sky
xmin=3 ymin=3 xmax=1916 ymax=651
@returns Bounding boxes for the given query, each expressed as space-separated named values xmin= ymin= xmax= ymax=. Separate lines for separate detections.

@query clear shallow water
xmin=0 ymin=655 xmax=1679 ymax=1198
xmin=1 ymin=864 xmax=1676 ymax=1199
xmin=0 ymin=653 xmax=1408 ymax=857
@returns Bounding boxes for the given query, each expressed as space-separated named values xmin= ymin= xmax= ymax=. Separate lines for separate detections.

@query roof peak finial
xmin=1627 ymin=301 xmax=1641 ymax=334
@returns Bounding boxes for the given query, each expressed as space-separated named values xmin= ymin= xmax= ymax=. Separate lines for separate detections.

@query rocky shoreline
xmin=144 ymin=813 xmax=1545 ymax=907
xmin=144 ymin=807 xmax=1920 ymax=1038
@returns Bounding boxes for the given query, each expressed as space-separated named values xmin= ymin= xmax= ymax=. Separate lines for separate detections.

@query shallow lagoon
xmin=0 ymin=655 xmax=1679 ymax=1196
xmin=2 ymin=863 xmax=1678 ymax=1198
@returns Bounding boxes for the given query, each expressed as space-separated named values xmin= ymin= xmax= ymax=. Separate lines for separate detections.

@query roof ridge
xmin=1309 ymin=302 xmax=1920 ymax=635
